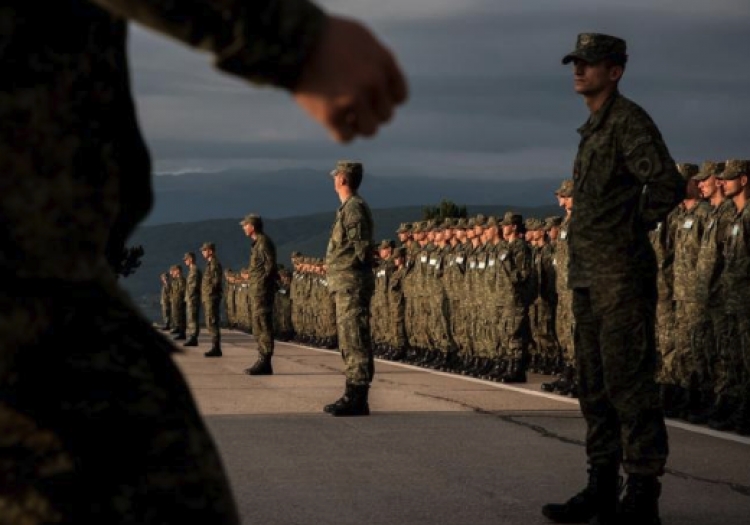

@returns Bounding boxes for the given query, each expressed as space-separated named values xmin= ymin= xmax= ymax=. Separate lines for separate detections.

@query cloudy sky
xmin=128 ymin=0 xmax=750 ymax=180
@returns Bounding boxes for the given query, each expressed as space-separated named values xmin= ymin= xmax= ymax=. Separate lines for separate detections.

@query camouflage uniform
xmin=325 ymin=162 xmax=375 ymax=386
xmin=201 ymin=244 xmax=224 ymax=349
xmin=159 ymin=272 xmax=172 ymax=329
xmin=170 ymin=266 xmax=187 ymax=336
xmin=184 ymin=254 xmax=203 ymax=340
xmin=565 ymin=36 xmax=684 ymax=475
xmin=243 ymin=220 xmax=278 ymax=358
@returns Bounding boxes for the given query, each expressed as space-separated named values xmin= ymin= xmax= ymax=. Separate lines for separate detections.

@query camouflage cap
xmin=474 ymin=214 xmax=487 ymax=227
xmin=466 ymin=217 xmax=476 ymax=228
xmin=555 ymin=178 xmax=574 ymax=197
xmin=718 ymin=159 xmax=750 ymax=180
xmin=694 ymin=160 xmax=726 ymax=181
xmin=455 ymin=218 xmax=469 ymax=229
xmin=393 ymin=246 xmax=406 ymax=259
xmin=169 ymin=264 xmax=181 ymax=272
xmin=239 ymin=213 xmax=262 ymax=226
xmin=200 ymin=242 xmax=215 ymax=252
xmin=544 ymin=216 xmax=564 ymax=229
xmin=500 ymin=211 xmax=524 ymax=227
xmin=378 ymin=239 xmax=395 ymax=250
xmin=183 ymin=251 xmax=196 ymax=261
xmin=525 ymin=218 xmax=543 ymax=231
xmin=396 ymin=222 xmax=412 ymax=234
xmin=442 ymin=217 xmax=457 ymax=228
xmin=329 ymin=160 xmax=363 ymax=178
xmin=486 ymin=215 xmax=498 ymax=227
xmin=562 ymin=33 xmax=628 ymax=65
xmin=675 ymin=162 xmax=700 ymax=181
xmin=291 ymin=251 xmax=302 ymax=259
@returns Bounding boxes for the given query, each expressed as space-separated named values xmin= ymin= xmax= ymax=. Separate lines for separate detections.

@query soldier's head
xmin=545 ymin=216 xmax=563 ymax=241
xmin=676 ymin=162 xmax=701 ymax=200
xmin=160 ymin=272 xmax=169 ymax=282
xmin=393 ymin=247 xmax=406 ymax=267
xmin=330 ymin=160 xmax=364 ymax=193
xmin=378 ymin=239 xmax=395 ymax=260
xmin=170 ymin=264 xmax=182 ymax=277
xmin=397 ymin=222 xmax=412 ymax=243
xmin=718 ymin=159 xmax=750 ymax=202
xmin=563 ymin=33 xmax=628 ymax=97
xmin=555 ymin=179 xmax=574 ymax=213
xmin=240 ymin=213 xmax=264 ymax=236
xmin=200 ymin=242 xmax=216 ymax=260
xmin=501 ymin=212 xmax=524 ymax=239
xmin=694 ymin=161 xmax=726 ymax=201
xmin=183 ymin=252 xmax=196 ymax=266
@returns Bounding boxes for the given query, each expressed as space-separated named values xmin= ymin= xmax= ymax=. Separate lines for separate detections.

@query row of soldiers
xmin=206 ymin=159 xmax=750 ymax=436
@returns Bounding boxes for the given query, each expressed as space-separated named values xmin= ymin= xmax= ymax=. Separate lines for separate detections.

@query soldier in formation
xmin=169 ymin=263 xmax=187 ymax=340
xmin=183 ymin=251 xmax=203 ymax=347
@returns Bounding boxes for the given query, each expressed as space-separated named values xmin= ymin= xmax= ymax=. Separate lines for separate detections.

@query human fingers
xmin=383 ymin=49 xmax=409 ymax=105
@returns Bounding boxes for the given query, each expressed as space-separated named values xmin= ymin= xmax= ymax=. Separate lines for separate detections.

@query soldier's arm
xmin=91 ymin=0 xmax=407 ymax=142
xmin=621 ymin=113 xmax=686 ymax=227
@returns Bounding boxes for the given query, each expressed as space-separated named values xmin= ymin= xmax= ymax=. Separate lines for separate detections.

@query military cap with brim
xmin=393 ymin=247 xmax=406 ymax=258
xmin=718 ymin=159 xmax=750 ymax=180
xmin=329 ymin=160 xmax=363 ymax=178
xmin=676 ymin=162 xmax=700 ymax=181
xmin=396 ymin=222 xmax=412 ymax=234
xmin=555 ymin=179 xmax=574 ymax=197
xmin=200 ymin=242 xmax=215 ymax=251
xmin=378 ymin=239 xmax=395 ymax=250
xmin=183 ymin=251 xmax=195 ymax=260
xmin=501 ymin=211 xmax=524 ymax=226
xmin=562 ymin=33 xmax=628 ymax=65
xmin=693 ymin=160 xmax=726 ymax=181
xmin=239 ymin=213 xmax=261 ymax=226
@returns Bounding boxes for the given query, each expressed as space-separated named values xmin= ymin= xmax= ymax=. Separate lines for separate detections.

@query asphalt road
xmin=172 ymin=330 xmax=750 ymax=525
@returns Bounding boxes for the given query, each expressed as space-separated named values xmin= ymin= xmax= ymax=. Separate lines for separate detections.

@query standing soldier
xmin=240 ymin=214 xmax=278 ymax=375
xmin=386 ymin=246 xmax=409 ymax=361
xmin=543 ymin=33 xmax=684 ymax=525
xmin=693 ymin=161 xmax=736 ymax=425
xmin=324 ymin=160 xmax=375 ymax=417
xmin=158 ymin=271 xmax=172 ymax=331
xmin=201 ymin=242 xmax=224 ymax=357
xmin=664 ymin=163 xmax=711 ymax=419
xmin=274 ymin=267 xmax=294 ymax=341
xmin=169 ymin=264 xmax=187 ymax=340
xmin=715 ymin=159 xmax=750 ymax=434
xmin=542 ymin=180 xmax=577 ymax=395
xmin=183 ymin=251 xmax=203 ymax=347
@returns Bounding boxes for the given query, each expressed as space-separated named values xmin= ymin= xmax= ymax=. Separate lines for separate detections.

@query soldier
xmin=371 ymin=239 xmax=395 ymax=355
xmin=386 ymin=246 xmax=410 ymax=361
xmin=323 ymin=160 xmax=375 ymax=417
xmin=663 ymin=163 xmax=711 ymax=420
xmin=183 ymin=251 xmax=203 ymax=347
xmin=201 ymin=242 xmax=224 ymax=357
xmin=274 ymin=267 xmax=294 ymax=342
xmin=240 ymin=214 xmax=278 ymax=375
xmin=542 ymin=180 xmax=577 ymax=395
xmin=158 ymin=271 xmax=172 ymax=331
xmin=496 ymin=212 xmax=532 ymax=383
xmin=169 ymin=264 xmax=187 ymax=340
xmin=0 ymin=2 xmax=407 ymax=522
xmin=715 ymin=159 xmax=750 ymax=434
xmin=543 ymin=34 xmax=684 ymax=525
xmin=693 ymin=161 xmax=737 ymax=426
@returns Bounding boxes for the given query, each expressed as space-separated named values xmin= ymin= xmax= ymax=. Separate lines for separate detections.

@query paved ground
xmin=172 ymin=330 xmax=750 ymax=525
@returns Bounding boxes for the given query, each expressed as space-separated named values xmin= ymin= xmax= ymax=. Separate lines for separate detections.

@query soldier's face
xmin=572 ymin=59 xmax=622 ymax=96
xmin=723 ymin=176 xmax=747 ymax=199
xmin=698 ymin=176 xmax=720 ymax=199
xmin=549 ymin=227 xmax=560 ymax=241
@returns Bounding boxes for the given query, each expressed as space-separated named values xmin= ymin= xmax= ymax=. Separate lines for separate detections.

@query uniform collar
xmin=577 ymin=90 xmax=620 ymax=137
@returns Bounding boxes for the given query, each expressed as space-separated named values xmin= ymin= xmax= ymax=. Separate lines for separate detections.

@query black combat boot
xmin=542 ymin=464 xmax=621 ymax=524
xmin=324 ymin=383 xmax=370 ymax=416
xmin=183 ymin=335 xmax=198 ymax=347
xmin=159 ymin=323 xmax=171 ymax=331
xmin=204 ymin=345 xmax=222 ymax=357
xmin=618 ymin=474 xmax=662 ymax=525
xmin=173 ymin=331 xmax=186 ymax=341
xmin=245 ymin=354 xmax=273 ymax=376
xmin=500 ymin=359 xmax=527 ymax=383
xmin=708 ymin=395 xmax=740 ymax=431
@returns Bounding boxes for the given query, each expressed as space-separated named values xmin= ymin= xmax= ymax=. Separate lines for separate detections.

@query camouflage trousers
xmin=722 ymin=310 xmax=750 ymax=397
xmin=556 ymin=290 xmax=575 ymax=366
xmin=161 ymin=300 xmax=171 ymax=327
xmin=0 ymin=281 xmax=239 ymax=524
xmin=332 ymin=281 xmax=374 ymax=386
xmin=250 ymin=292 xmax=274 ymax=357
xmin=654 ymin=298 xmax=675 ymax=384
xmin=572 ymin=277 xmax=668 ymax=476
xmin=664 ymin=300 xmax=708 ymax=389
xmin=203 ymin=295 xmax=222 ymax=345
xmin=186 ymin=299 xmax=201 ymax=338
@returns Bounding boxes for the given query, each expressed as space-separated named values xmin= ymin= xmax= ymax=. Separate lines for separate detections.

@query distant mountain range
xmin=144 ymin=168 xmax=566 ymax=225
xmin=122 ymin=203 xmax=564 ymax=322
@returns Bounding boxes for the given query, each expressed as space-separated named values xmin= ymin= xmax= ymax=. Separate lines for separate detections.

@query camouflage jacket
xmin=326 ymin=194 xmax=374 ymax=291
xmin=695 ymin=199 xmax=736 ymax=306
xmin=248 ymin=233 xmax=277 ymax=296
xmin=185 ymin=265 xmax=203 ymax=304
xmin=721 ymin=201 xmax=750 ymax=313
xmin=671 ymin=200 xmax=712 ymax=302
xmin=568 ymin=91 xmax=685 ymax=287
xmin=201 ymin=257 xmax=223 ymax=300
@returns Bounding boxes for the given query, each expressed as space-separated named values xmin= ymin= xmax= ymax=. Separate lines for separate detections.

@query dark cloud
xmin=128 ymin=1 xmax=750 ymax=180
